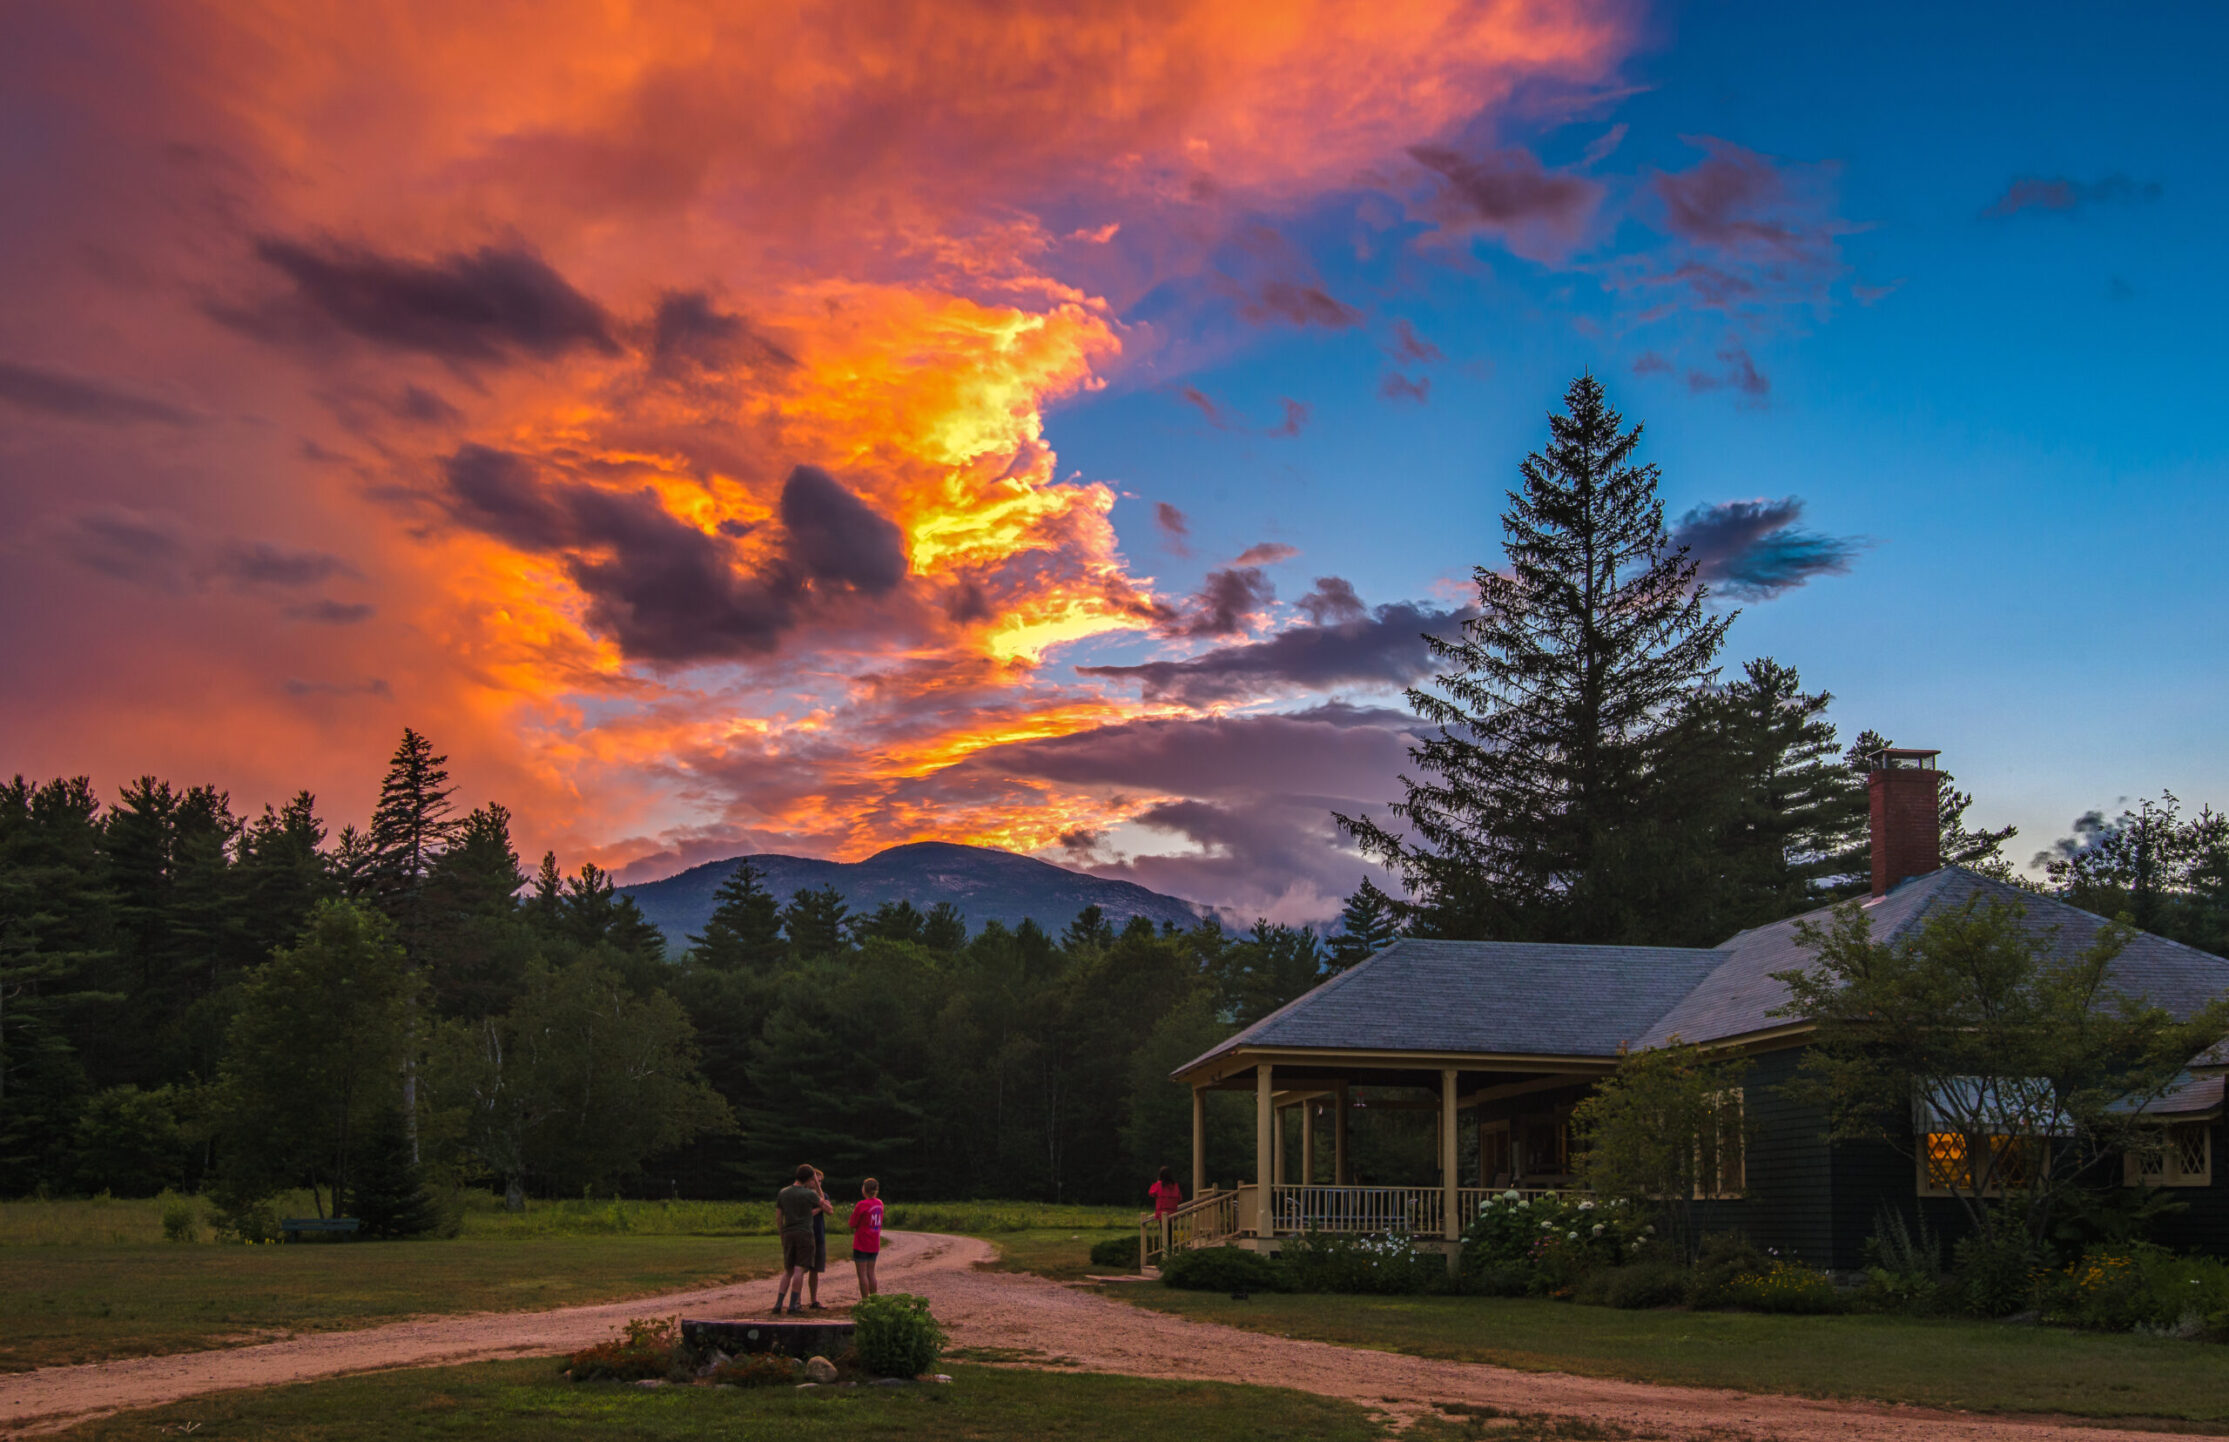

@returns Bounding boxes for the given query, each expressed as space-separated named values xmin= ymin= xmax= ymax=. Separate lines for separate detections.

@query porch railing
xmin=1140 ymin=1187 xmax=1240 ymax=1267
xmin=1268 ymin=1184 xmax=1579 ymax=1237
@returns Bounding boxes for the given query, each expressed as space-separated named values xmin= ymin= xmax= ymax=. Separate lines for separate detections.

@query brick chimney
xmin=1868 ymin=748 xmax=1942 ymax=897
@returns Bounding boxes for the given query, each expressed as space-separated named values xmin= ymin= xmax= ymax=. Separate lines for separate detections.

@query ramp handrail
xmin=1140 ymin=1186 xmax=1240 ymax=1267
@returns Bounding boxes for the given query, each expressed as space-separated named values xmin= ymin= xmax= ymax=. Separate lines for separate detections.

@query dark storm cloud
xmin=1672 ymin=496 xmax=1866 ymax=600
xmin=1164 ymin=566 xmax=1275 ymax=638
xmin=59 ymin=510 xmax=358 ymax=595
xmin=1983 ymin=174 xmax=2162 ymax=218
xmin=1085 ymin=596 xmax=1467 ymax=705
xmin=284 ymin=599 xmax=376 ymax=624
xmin=228 ymin=239 xmax=617 ymax=361
xmin=0 ymin=360 xmax=196 ymax=426
xmin=437 ymin=447 xmax=908 ymax=663
xmin=780 ymin=465 xmax=908 ymax=594
xmin=1407 ymin=143 xmax=1601 ymax=260
xmin=649 ymin=290 xmax=796 ymax=375
xmin=1155 ymin=502 xmax=1193 ymax=554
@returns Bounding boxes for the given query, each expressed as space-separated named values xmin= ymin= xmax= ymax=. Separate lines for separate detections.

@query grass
xmin=1114 ymin=1289 xmax=2229 ymax=1427
xmin=43 ymin=1358 xmax=1394 ymax=1441
xmin=0 ymin=1235 xmax=782 ymax=1373
xmin=978 ymin=1226 xmax=1136 ymax=1283
xmin=0 ymin=1194 xmax=1134 ymax=1373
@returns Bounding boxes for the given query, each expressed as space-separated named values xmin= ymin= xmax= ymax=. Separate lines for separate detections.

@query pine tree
xmin=1060 ymin=904 xmax=1114 ymax=954
xmin=1327 ymin=877 xmax=1402 ymax=968
xmin=528 ymin=851 xmax=564 ymax=931
xmin=922 ymin=902 xmax=969 ymax=952
xmin=236 ymin=792 xmax=334 ymax=964
xmin=780 ymin=885 xmax=851 ymax=960
xmin=350 ymin=1102 xmax=438 ymax=1237
xmin=688 ymin=862 xmax=786 ymax=971
xmin=366 ymin=729 xmax=463 ymax=946
xmin=1340 ymin=375 xmax=1732 ymax=942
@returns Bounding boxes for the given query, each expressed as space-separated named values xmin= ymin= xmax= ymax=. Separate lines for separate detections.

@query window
xmin=1696 ymin=1088 xmax=1746 ymax=1199
xmin=1918 ymin=1131 xmax=2044 ymax=1196
xmin=2124 ymin=1121 xmax=2214 ymax=1188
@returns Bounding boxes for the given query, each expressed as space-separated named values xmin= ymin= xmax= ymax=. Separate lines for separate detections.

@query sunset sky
xmin=5 ymin=1 xmax=2225 ymax=920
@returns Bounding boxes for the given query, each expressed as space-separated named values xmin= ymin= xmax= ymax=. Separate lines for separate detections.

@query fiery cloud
xmin=2 ymin=0 xmax=1638 ymax=910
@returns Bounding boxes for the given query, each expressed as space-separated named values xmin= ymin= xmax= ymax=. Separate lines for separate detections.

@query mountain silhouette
xmin=619 ymin=840 xmax=1204 ymax=947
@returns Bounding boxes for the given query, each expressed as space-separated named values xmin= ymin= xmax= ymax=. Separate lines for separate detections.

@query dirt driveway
xmin=0 ymin=1232 xmax=2185 ymax=1440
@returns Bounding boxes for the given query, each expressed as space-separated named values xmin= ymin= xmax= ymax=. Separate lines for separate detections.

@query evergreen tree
xmin=236 ymin=793 xmax=334 ymax=964
xmin=1060 ymin=904 xmax=1114 ymax=954
xmin=922 ymin=902 xmax=969 ymax=953
xmin=349 ymin=1103 xmax=438 ymax=1237
xmin=366 ymin=729 xmax=463 ymax=947
xmin=854 ymin=898 xmax=927 ymax=946
xmin=1327 ymin=877 xmax=1402 ymax=967
xmin=527 ymin=851 xmax=564 ymax=931
xmin=1341 ymin=375 xmax=1732 ymax=942
xmin=421 ymin=805 xmax=531 ymax=1020
xmin=688 ymin=861 xmax=786 ymax=971
xmin=780 ymin=885 xmax=851 ymax=960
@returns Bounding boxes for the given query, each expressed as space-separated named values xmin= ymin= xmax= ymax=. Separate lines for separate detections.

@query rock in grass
xmin=634 ymin=1378 xmax=666 ymax=1389
xmin=805 ymin=1356 xmax=839 ymax=1384
xmin=931 ymin=1375 xmax=953 ymax=1384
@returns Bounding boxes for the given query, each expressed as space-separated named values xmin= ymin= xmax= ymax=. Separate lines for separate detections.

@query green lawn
xmin=43 ymin=1359 xmax=1395 ymax=1441
xmin=1115 ymin=1290 xmax=2229 ymax=1427
xmin=0 ymin=1236 xmax=779 ymax=1373
xmin=979 ymin=1226 xmax=1136 ymax=1283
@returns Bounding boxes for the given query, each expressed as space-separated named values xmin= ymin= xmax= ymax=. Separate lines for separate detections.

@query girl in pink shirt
xmin=848 ymin=1178 xmax=885 ymax=1298
xmin=1147 ymin=1165 xmax=1184 ymax=1218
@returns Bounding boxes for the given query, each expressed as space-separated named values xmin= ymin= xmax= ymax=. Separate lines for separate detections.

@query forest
xmin=6 ymin=377 xmax=2225 ymax=1216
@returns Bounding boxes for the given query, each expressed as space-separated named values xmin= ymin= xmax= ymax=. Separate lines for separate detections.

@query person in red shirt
xmin=848 ymin=1177 xmax=885 ymax=1298
xmin=1147 ymin=1165 xmax=1184 ymax=1218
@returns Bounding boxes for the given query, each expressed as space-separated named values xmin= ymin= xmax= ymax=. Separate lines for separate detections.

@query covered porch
xmin=1151 ymin=1043 xmax=1611 ymax=1261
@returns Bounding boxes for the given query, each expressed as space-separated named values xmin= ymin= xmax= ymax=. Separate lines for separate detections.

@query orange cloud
xmin=2 ymin=0 xmax=1638 ymax=898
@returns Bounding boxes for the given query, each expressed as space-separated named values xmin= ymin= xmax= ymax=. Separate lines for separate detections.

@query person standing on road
xmin=848 ymin=1177 xmax=885 ymax=1298
xmin=805 ymin=1166 xmax=836 ymax=1309
xmin=772 ymin=1163 xmax=823 ymax=1315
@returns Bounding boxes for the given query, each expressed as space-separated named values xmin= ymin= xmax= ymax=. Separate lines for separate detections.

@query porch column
xmin=1333 ymin=1081 xmax=1349 ymax=1186
xmin=1254 ymin=1061 xmax=1274 ymax=1235
xmin=1271 ymin=1102 xmax=1285 ymax=1186
xmin=1299 ymin=1099 xmax=1316 ymax=1187
xmin=1190 ymin=1085 xmax=1206 ymax=1199
xmin=1440 ymin=1066 xmax=1460 ymax=1241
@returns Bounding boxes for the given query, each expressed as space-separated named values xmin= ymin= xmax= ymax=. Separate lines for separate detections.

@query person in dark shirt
xmin=773 ymin=1163 xmax=824 ymax=1314
xmin=805 ymin=1167 xmax=834 ymax=1309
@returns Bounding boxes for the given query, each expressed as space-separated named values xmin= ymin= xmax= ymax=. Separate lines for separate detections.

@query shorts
xmin=852 ymin=1245 xmax=880 ymax=1261
xmin=781 ymin=1231 xmax=815 ymax=1270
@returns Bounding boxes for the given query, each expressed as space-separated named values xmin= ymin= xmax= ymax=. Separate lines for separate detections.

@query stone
xmin=931 ymin=1374 xmax=954 ymax=1384
xmin=634 ymin=1378 xmax=666 ymax=1389
xmin=805 ymin=1355 xmax=839 ymax=1384
xmin=871 ymin=1377 xmax=913 ymax=1387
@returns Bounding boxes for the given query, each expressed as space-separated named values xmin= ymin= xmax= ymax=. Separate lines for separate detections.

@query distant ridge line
xmin=619 ymin=840 xmax=1206 ymax=947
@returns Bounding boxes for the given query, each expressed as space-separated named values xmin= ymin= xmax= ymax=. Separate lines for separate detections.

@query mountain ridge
xmin=619 ymin=840 xmax=1206 ymax=947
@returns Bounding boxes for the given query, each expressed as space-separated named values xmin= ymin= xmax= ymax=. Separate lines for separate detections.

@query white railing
xmin=1141 ymin=1187 xmax=1240 ymax=1265
xmin=1456 ymin=1186 xmax=1568 ymax=1229
xmin=1269 ymin=1185 xmax=1444 ymax=1236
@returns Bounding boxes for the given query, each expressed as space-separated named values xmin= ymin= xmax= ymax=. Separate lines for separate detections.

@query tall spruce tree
xmin=689 ymin=861 xmax=787 ymax=971
xmin=1341 ymin=375 xmax=1732 ymax=942
xmin=1327 ymin=877 xmax=1402 ymax=967
xmin=366 ymin=730 xmax=463 ymax=945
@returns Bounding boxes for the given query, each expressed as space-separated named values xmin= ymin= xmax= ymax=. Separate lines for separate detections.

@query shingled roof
xmin=1175 ymin=866 xmax=2229 ymax=1079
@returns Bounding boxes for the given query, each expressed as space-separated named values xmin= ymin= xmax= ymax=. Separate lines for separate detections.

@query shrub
xmin=709 ymin=1352 xmax=802 ymax=1387
xmin=1282 ymin=1230 xmax=1448 ymax=1295
xmin=1951 ymin=1231 xmax=2042 ymax=1318
xmin=159 ymin=1194 xmax=200 ymax=1244
xmin=1855 ymin=1208 xmax=1943 ymax=1314
xmin=563 ymin=1316 xmax=684 ymax=1382
xmin=2037 ymin=1245 xmax=2229 ymax=1336
xmin=1159 ymin=1245 xmax=1288 ymax=1293
xmin=1684 ymin=1231 xmax=1769 ymax=1309
xmin=850 ymin=1293 xmax=947 ymax=1378
xmin=352 ymin=1106 xmax=439 ymax=1240
xmin=1458 ymin=1192 xmax=1654 ymax=1297
xmin=1090 ymin=1235 xmax=1140 ymax=1271
xmin=1723 ymin=1259 xmax=1842 ymax=1314
xmin=1596 ymin=1260 xmax=1691 ymax=1310
xmin=211 ymin=1196 xmax=282 ymax=1245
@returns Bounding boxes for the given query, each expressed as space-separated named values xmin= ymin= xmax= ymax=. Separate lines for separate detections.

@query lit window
xmin=1918 ymin=1131 xmax=2042 ymax=1196
xmin=2124 ymin=1122 xmax=2214 ymax=1188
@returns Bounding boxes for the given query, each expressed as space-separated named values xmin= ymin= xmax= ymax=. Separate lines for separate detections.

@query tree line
xmin=8 ymin=374 xmax=2219 ymax=1212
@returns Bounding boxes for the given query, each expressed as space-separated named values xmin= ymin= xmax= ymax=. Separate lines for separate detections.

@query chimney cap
xmin=1868 ymin=747 xmax=1940 ymax=772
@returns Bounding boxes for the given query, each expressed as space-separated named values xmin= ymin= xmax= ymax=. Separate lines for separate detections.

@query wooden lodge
xmin=1150 ymin=751 xmax=2229 ymax=1268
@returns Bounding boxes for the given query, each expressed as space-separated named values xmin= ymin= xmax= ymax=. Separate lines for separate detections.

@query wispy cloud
xmin=1672 ymin=496 xmax=1866 ymax=600
xmin=1983 ymin=173 xmax=2162 ymax=218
